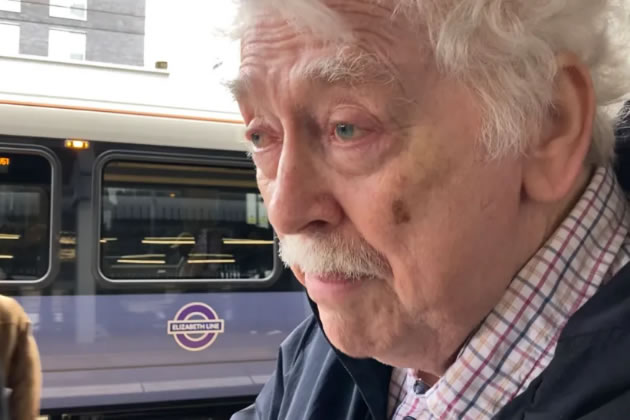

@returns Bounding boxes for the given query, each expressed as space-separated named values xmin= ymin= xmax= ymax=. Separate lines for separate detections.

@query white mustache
xmin=278 ymin=233 xmax=391 ymax=279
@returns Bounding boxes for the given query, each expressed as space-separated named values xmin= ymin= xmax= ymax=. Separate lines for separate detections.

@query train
xmin=0 ymin=100 xmax=309 ymax=419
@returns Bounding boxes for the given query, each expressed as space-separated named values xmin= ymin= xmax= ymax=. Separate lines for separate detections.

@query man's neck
xmin=408 ymin=166 xmax=595 ymax=387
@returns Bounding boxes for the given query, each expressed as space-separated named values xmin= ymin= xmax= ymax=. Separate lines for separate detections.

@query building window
xmin=99 ymin=158 xmax=276 ymax=282
xmin=0 ymin=151 xmax=53 ymax=282
xmin=49 ymin=0 xmax=87 ymax=21
xmin=48 ymin=29 xmax=86 ymax=61
xmin=0 ymin=0 xmax=19 ymax=12
xmin=0 ymin=23 xmax=19 ymax=55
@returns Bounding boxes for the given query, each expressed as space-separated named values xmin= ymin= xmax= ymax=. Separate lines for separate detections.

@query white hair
xmin=233 ymin=0 xmax=630 ymax=164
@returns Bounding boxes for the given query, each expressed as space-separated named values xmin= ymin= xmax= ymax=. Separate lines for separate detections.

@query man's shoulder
xmin=496 ymin=262 xmax=630 ymax=419
xmin=560 ymin=261 xmax=630 ymax=338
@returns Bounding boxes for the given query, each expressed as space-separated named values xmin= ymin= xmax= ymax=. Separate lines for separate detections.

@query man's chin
xmin=318 ymin=309 xmax=378 ymax=359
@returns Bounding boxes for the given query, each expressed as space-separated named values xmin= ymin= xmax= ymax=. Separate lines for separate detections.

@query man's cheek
xmin=256 ymin=174 xmax=273 ymax=202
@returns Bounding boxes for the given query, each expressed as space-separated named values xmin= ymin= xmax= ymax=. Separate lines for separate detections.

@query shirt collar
xmin=421 ymin=166 xmax=630 ymax=418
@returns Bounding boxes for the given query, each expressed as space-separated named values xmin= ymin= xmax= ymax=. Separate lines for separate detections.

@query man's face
xmin=235 ymin=1 xmax=526 ymax=368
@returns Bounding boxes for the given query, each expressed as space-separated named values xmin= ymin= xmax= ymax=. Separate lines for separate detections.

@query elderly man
xmin=229 ymin=0 xmax=630 ymax=419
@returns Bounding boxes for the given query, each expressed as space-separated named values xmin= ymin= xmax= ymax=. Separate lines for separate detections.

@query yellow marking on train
xmin=187 ymin=259 xmax=236 ymax=264
xmin=65 ymin=139 xmax=90 ymax=150
xmin=116 ymin=259 xmax=166 ymax=264
xmin=144 ymin=237 xmax=195 ymax=240
xmin=142 ymin=240 xmax=196 ymax=245
xmin=60 ymin=236 xmax=76 ymax=245
xmin=0 ymin=234 xmax=20 ymax=240
xmin=222 ymin=238 xmax=274 ymax=245
xmin=188 ymin=253 xmax=233 ymax=258
xmin=120 ymin=254 xmax=166 ymax=259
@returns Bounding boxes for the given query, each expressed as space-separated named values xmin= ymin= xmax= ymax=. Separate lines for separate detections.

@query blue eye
xmin=335 ymin=123 xmax=357 ymax=141
xmin=249 ymin=132 xmax=263 ymax=146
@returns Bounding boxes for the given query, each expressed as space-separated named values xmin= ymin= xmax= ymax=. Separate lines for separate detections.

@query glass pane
xmin=100 ymin=160 xmax=275 ymax=281
xmin=0 ymin=152 xmax=52 ymax=281
xmin=49 ymin=0 xmax=87 ymax=20
xmin=0 ymin=0 xmax=20 ymax=13
xmin=49 ymin=29 xmax=86 ymax=61
xmin=0 ymin=23 xmax=19 ymax=55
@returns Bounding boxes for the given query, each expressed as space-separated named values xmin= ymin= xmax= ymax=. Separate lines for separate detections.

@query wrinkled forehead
xmin=235 ymin=0 xmax=403 ymax=44
xmin=231 ymin=0 xmax=427 ymax=100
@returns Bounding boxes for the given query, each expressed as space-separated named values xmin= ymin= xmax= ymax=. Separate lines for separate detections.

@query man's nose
xmin=265 ymin=137 xmax=343 ymax=236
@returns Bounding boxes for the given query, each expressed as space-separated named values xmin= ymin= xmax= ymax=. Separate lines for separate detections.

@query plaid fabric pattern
xmin=388 ymin=167 xmax=630 ymax=420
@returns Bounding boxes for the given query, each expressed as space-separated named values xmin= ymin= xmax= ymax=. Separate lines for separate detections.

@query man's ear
xmin=522 ymin=52 xmax=595 ymax=203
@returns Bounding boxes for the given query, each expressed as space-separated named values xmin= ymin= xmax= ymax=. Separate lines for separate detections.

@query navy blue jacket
xmin=232 ymin=263 xmax=630 ymax=419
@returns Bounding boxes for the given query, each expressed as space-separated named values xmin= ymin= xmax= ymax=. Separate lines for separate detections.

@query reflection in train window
xmin=99 ymin=160 xmax=275 ymax=281
xmin=0 ymin=152 xmax=52 ymax=282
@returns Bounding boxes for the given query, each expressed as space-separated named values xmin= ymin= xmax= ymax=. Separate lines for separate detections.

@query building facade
xmin=0 ymin=0 xmax=145 ymax=66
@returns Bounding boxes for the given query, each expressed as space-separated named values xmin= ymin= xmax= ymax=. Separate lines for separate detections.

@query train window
xmin=0 ymin=152 xmax=53 ymax=282
xmin=99 ymin=159 xmax=276 ymax=282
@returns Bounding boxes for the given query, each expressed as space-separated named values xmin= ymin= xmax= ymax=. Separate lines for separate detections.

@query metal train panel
xmin=0 ymin=124 xmax=309 ymax=413
xmin=17 ymin=292 xmax=310 ymax=410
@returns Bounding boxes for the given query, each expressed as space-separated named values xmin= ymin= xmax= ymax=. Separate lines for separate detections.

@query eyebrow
xmin=227 ymin=50 xmax=399 ymax=103
xmin=303 ymin=51 xmax=398 ymax=86
xmin=226 ymin=75 xmax=253 ymax=104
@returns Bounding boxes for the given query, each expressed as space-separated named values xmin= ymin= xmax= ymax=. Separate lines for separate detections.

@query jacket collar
xmin=308 ymin=299 xmax=392 ymax=420
xmin=614 ymin=102 xmax=630 ymax=191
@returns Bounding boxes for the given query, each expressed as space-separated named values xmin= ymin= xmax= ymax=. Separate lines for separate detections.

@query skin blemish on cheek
xmin=392 ymin=199 xmax=411 ymax=225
